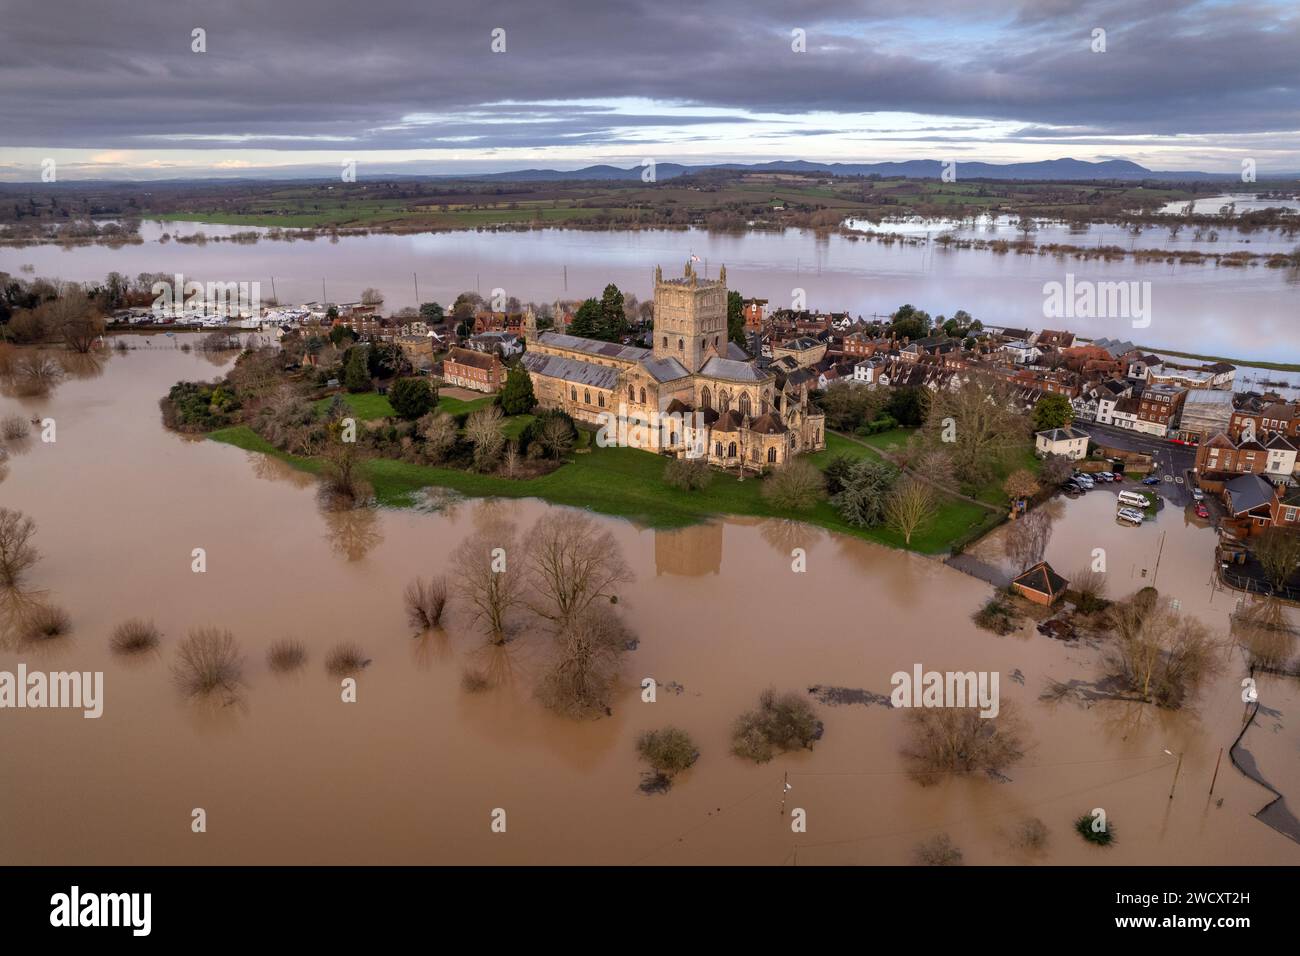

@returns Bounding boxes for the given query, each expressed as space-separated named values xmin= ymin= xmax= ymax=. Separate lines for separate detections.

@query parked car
xmin=1195 ymin=503 xmax=1211 ymax=518
xmin=1073 ymin=474 xmax=1095 ymax=489
xmin=1192 ymin=488 xmax=1205 ymax=502
xmin=1117 ymin=508 xmax=1146 ymax=526
xmin=1142 ymin=476 xmax=1161 ymax=486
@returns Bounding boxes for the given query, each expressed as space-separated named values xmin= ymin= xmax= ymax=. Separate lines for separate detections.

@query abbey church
xmin=522 ymin=262 xmax=825 ymax=468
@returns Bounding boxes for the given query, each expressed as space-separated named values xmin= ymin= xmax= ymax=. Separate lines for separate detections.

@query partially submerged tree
xmin=0 ymin=507 xmax=39 ymax=589
xmin=172 ymin=628 xmax=244 ymax=698
xmin=1253 ymin=527 xmax=1300 ymax=592
xmin=1106 ymin=594 xmax=1221 ymax=707
xmin=901 ymin=704 xmax=1026 ymax=785
xmin=404 ymin=575 xmax=449 ymax=630
xmin=452 ymin=526 xmax=523 ymax=643
xmin=523 ymin=510 xmax=632 ymax=628
xmin=536 ymin=605 xmax=631 ymax=717
xmin=731 ymin=688 xmax=823 ymax=763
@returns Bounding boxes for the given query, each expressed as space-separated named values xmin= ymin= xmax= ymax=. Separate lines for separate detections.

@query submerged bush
xmin=913 ymin=833 xmax=963 ymax=866
xmin=267 ymin=638 xmax=307 ymax=672
xmin=731 ymin=688 xmax=823 ymax=763
xmin=637 ymin=726 xmax=699 ymax=776
xmin=1 ymin=415 xmax=30 ymax=441
xmin=23 ymin=603 xmax=70 ymax=641
xmin=460 ymin=668 xmax=491 ymax=693
xmin=110 ymin=618 xmax=161 ymax=654
xmin=1075 ymin=813 xmax=1115 ymax=847
xmin=325 ymin=642 xmax=369 ymax=676
xmin=404 ymin=575 xmax=449 ymax=630
xmin=172 ymin=628 xmax=244 ymax=697
xmin=972 ymin=592 xmax=1021 ymax=635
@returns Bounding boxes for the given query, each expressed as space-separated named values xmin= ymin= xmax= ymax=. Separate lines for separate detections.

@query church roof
xmin=724 ymin=341 xmax=750 ymax=360
xmin=522 ymin=352 xmax=619 ymax=390
xmin=639 ymin=356 xmax=691 ymax=383
xmin=700 ymin=356 xmax=768 ymax=383
xmin=747 ymin=412 xmax=788 ymax=435
xmin=536 ymin=331 xmax=649 ymax=363
xmin=711 ymin=409 xmax=744 ymax=432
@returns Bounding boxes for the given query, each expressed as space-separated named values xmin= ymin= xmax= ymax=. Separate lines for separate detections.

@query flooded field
xmin=1 ymin=340 xmax=1298 ymax=865
xmin=4 ymin=222 xmax=1299 ymax=363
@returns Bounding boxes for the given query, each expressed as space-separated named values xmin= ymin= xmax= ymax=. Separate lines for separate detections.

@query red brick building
xmin=442 ymin=347 xmax=504 ymax=393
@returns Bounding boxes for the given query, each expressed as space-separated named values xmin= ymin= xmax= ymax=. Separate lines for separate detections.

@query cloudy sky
xmin=1 ymin=0 xmax=1297 ymax=180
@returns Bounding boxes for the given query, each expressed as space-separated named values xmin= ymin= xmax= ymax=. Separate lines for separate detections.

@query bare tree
xmin=885 ymin=477 xmax=938 ymax=545
xmin=536 ymin=605 xmax=631 ymax=717
xmin=452 ymin=525 xmax=523 ymax=643
xmin=1106 ymin=597 xmax=1221 ymax=707
xmin=539 ymin=415 xmax=574 ymax=458
xmin=40 ymin=287 xmax=104 ymax=353
xmin=901 ymin=704 xmax=1027 ymax=785
xmin=0 ymin=507 xmax=39 ymax=588
xmin=319 ymin=423 xmax=371 ymax=507
xmin=418 ymin=410 xmax=458 ymax=463
xmin=760 ymin=459 xmax=826 ymax=510
xmin=404 ymin=575 xmax=449 ymax=630
xmin=1253 ymin=527 xmax=1300 ymax=592
xmin=924 ymin=380 xmax=1028 ymax=488
xmin=465 ymin=405 xmax=505 ymax=472
xmin=523 ymin=510 xmax=632 ymax=628
xmin=1004 ymin=506 xmax=1052 ymax=570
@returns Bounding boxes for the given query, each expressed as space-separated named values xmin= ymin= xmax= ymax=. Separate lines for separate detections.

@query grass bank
xmin=208 ymin=426 xmax=990 ymax=553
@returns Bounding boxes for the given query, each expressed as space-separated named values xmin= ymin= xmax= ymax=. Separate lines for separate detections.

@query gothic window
xmin=628 ymin=385 xmax=635 ymax=403
xmin=639 ymin=387 xmax=646 ymax=404
xmin=662 ymin=336 xmax=667 ymax=347
xmin=750 ymin=447 xmax=759 ymax=461
xmin=677 ymin=338 xmax=684 ymax=351
xmin=701 ymin=386 xmax=711 ymax=409
xmin=728 ymin=442 xmax=737 ymax=458
xmin=584 ymin=389 xmax=591 ymax=404
xmin=738 ymin=393 xmax=751 ymax=417
xmin=761 ymin=398 xmax=769 ymax=415
xmin=720 ymin=390 xmax=730 ymax=412
xmin=768 ymin=447 xmax=777 ymax=463
xmin=598 ymin=393 xmax=605 ymax=408
xmin=714 ymin=441 xmax=723 ymax=457
xmin=570 ymin=386 xmax=577 ymax=402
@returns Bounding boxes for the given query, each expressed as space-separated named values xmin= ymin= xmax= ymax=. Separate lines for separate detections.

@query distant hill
xmin=461 ymin=157 xmax=1242 ymax=183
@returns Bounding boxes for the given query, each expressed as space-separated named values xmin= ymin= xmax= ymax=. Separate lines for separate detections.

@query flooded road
xmin=4 ymin=221 xmax=1298 ymax=362
xmin=1 ymin=341 xmax=1298 ymax=864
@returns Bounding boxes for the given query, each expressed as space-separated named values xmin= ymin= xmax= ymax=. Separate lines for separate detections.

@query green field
xmin=311 ymin=390 xmax=494 ymax=421
xmin=208 ymin=426 xmax=993 ymax=553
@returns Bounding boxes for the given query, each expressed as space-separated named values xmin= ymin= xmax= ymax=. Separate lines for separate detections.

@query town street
xmin=1070 ymin=421 xmax=1197 ymax=505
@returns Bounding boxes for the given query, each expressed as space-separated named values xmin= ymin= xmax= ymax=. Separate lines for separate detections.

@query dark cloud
xmin=0 ymin=0 xmax=1294 ymax=156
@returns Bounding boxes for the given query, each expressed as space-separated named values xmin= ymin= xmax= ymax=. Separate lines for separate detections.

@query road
xmin=1071 ymin=420 xmax=1197 ymax=506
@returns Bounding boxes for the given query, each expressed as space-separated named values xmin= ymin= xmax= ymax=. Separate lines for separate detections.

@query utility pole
xmin=1208 ymin=747 xmax=1224 ymax=797
xmin=413 ymin=272 xmax=419 ymax=306
xmin=270 ymin=276 xmax=277 ymax=303
xmin=779 ymin=771 xmax=789 ymax=816
xmin=1164 ymin=749 xmax=1184 ymax=800
xmin=1152 ymin=531 xmax=1167 ymax=587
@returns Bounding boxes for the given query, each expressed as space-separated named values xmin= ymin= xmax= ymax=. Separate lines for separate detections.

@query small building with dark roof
xmin=1011 ymin=561 xmax=1069 ymax=606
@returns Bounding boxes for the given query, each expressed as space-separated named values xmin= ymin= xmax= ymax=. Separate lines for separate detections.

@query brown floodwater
xmin=1 ymin=338 xmax=1297 ymax=865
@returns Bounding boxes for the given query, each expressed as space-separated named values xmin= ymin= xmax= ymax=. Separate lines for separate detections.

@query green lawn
xmin=209 ymin=426 xmax=990 ymax=553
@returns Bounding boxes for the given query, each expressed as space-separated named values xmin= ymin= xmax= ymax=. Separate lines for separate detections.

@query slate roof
xmin=1012 ymin=561 xmax=1069 ymax=599
xmin=536 ymin=331 xmax=649 ymax=363
xmin=522 ymin=352 xmax=619 ymax=390
xmin=639 ymin=356 xmax=691 ymax=383
xmin=1225 ymin=473 xmax=1277 ymax=515
xmin=1036 ymin=426 xmax=1087 ymax=442
xmin=700 ymin=356 xmax=769 ymax=382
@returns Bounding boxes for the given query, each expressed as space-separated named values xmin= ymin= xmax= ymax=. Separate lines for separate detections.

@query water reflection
xmin=654 ymin=523 xmax=723 ymax=576
xmin=321 ymin=503 xmax=384 ymax=561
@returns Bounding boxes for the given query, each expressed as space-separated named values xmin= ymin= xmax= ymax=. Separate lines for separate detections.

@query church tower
xmin=652 ymin=262 xmax=728 ymax=374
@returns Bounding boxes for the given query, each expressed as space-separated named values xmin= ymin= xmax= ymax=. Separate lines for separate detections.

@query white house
xmin=1000 ymin=340 xmax=1041 ymax=364
xmin=1266 ymin=434 xmax=1298 ymax=477
xmin=1036 ymin=426 xmax=1089 ymax=460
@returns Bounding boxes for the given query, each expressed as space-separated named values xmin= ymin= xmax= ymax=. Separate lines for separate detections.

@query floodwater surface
xmin=0 ymin=341 xmax=1298 ymax=864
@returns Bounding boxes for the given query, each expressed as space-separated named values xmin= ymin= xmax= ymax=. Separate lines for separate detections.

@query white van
xmin=1118 ymin=490 xmax=1151 ymax=509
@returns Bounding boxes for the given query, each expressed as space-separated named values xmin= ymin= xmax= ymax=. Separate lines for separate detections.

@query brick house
xmin=442 ymin=346 xmax=504 ymax=393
